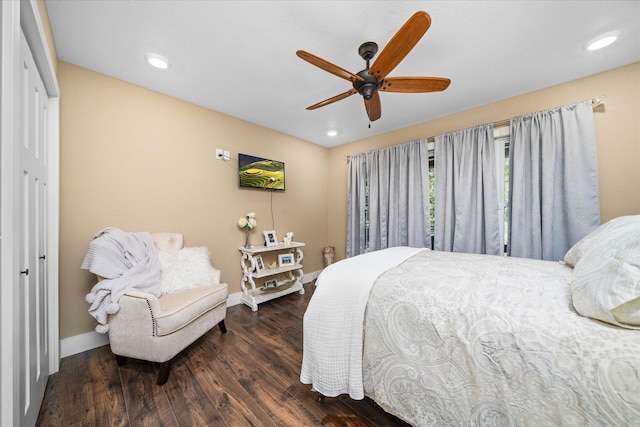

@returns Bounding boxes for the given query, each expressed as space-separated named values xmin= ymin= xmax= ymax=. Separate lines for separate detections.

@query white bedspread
xmin=363 ymin=250 xmax=640 ymax=426
xmin=300 ymin=246 xmax=425 ymax=399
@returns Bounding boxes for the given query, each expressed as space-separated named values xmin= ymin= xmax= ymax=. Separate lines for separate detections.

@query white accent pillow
xmin=157 ymin=246 xmax=220 ymax=293
xmin=569 ymin=215 xmax=640 ymax=329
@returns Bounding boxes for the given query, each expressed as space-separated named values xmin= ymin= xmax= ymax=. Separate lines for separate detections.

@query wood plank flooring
xmin=36 ymin=282 xmax=410 ymax=426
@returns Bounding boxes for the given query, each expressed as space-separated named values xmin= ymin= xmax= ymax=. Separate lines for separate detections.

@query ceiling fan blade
xmin=369 ymin=11 xmax=431 ymax=81
xmin=364 ymin=91 xmax=381 ymax=121
xmin=297 ymin=50 xmax=365 ymax=83
xmin=380 ymin=76 xmax=451 ymax=93
xmin=306 ymin=89 xmax=358 ymax=110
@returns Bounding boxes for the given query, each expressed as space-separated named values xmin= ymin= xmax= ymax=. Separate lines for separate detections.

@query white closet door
xmin=17 ymin=28 xmax=50 ymax=427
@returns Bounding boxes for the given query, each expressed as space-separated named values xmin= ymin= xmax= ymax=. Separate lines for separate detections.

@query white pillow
xmin=564 ymin=215 xmax=637 ymax=267
xmin=157 ymin=246 xmax=220 ymax=293
xmin=569 ymin=215 xmax=640 ymax=329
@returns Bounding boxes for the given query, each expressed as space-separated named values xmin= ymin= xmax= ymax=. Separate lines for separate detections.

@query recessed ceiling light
xmin=327 ymin=129 xmax=338 ymax=137
xmin=145 ymin=53 xmax=169 ymax=69
xmin=587 ymin=32 xmax=619 ymax=51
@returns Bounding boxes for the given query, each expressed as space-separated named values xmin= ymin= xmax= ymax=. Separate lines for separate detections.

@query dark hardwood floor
xmin=36 ymin=282 xmax=409 ymax=426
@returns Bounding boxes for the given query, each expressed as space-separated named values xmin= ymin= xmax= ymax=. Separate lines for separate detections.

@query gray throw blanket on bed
xmin=81 ymin=227 xmax=162 ymax=333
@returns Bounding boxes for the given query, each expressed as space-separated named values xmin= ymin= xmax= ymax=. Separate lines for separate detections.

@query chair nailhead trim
xmin=145 ymin=299 xmax=157 ymax=336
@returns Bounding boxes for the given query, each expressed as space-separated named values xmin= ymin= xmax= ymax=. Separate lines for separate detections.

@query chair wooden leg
xmin=157 ymin=361 xmax=172 ymax=386
xmin=218 ymin=319 xmax=227 ymax=334
xmin=115 ymin=355 xmax=127 ymax=366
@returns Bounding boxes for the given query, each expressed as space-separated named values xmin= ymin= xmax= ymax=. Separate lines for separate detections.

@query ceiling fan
xmin=296 ymin=11 xmax=451 ymax=122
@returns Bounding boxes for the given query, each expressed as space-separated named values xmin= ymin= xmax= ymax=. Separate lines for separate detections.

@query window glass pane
xmin=504 ymin=145 xmax=510 ymax=249
xmin=364 ymin=183 xmax=369 ymax=250
xmin=428 ymin=156 xmax=435 ymax=249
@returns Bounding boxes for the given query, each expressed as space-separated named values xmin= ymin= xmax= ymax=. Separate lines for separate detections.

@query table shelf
xmin=238 ymin=242 xmax=305 ymax=311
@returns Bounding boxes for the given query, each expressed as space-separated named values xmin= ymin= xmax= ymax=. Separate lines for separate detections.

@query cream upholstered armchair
xmin=106 ymin=232 xmax=228 ymax=385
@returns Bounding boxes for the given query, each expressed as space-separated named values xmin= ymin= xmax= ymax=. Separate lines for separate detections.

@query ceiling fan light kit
xmin=296 ymin=11 xmax=451 ymax=122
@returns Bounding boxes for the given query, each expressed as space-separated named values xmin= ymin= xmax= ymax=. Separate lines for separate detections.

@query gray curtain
xmin=367 ymin=140 xmax=430 ymax=252
xmin=346 ymin=140 xmax=430 ymax=257
xmin=434 ymin=124 xmax=502 ymax=255
xmin=508 ymin=100 xmax=601 ymax=261
xmin=346 ymin=153 xmax=367 ymax=257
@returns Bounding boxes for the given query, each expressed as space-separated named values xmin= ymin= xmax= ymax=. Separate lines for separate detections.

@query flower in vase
xmin=238 ymin=212 xmax=257 ymax=248
xmin=238 ymin=212 xmax=257 ymax=231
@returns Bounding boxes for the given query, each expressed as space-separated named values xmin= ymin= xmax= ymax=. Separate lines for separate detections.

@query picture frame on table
xmin=278 ymin=253 xmax=294 ymax=268
xmin=264 ymin=279 xmax=278 ymax=288
xmin=263 ymin=230 xmax=278 ymax=247
xmin=254 ymin=255 xmax=265 ymax=273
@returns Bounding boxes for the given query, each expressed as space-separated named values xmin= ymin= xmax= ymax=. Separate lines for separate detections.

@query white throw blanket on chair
xmin=81 ymin=227 xmax=162 ymax=333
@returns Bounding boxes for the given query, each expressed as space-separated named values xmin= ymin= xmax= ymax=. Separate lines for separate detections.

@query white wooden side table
xmin=238 ymin=242 xmax=305 ymax=311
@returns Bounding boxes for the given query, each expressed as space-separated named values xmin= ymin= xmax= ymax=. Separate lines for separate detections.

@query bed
xmin=300 ymin=216 xmax=640 ymax=426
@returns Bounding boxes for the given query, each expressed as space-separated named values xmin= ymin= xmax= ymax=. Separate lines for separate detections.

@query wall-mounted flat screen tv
xmin=238 ymin=153 xmax=285 ymax=191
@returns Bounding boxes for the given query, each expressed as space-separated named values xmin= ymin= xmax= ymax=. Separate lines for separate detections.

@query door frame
xmin=1 ymin=0 xmax=59 ymax=425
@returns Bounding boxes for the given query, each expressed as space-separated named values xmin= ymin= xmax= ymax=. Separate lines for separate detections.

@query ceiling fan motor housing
xmin=354 ymin=70 xmax=380 ymax=100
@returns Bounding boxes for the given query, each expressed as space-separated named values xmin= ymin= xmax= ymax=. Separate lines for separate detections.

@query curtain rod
xmin=345 ymin=97 xmax=605 ymax=158
xmin=491 ymin=96 xmax=605 ymax=127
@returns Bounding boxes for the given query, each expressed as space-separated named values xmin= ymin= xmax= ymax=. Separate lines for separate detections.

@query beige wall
xmin=59 ymin=62 xmax=329 ymax=338
xmin=36 ymin=0 xmax=58 ymax=77
xmin=327 ymin=63 xmax=640 ymax=260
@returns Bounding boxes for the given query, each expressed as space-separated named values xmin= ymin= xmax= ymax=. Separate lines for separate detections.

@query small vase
xmin=244 ymin=229 xmax=251 ymax=248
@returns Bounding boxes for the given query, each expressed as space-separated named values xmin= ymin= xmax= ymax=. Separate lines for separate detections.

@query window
xmin=503 ymin=140 xmax=510 ymax=251
xmin=364 ymin=183 xmax=370 ymax=251
xmin=427 ymin=129 xmax=510 ymax=253
xmin=496 ymin=136 xmax=510 ymax=253
xmin=359 ymin=129 xmax=510 ymax=253
xmin=428 ymin=155 xmax=435 ymax=249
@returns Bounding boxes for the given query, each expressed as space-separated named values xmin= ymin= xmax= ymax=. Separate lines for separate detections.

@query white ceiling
xmin=45 ymin=1 xmax=640 ymax=148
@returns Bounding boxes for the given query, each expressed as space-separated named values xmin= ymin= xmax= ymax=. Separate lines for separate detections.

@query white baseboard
xmin=59 ymin=270 xmax=322 ymax=358
xmin=60 ymin=330 xmax=110 ymax=358
xmin=303 ymin=270 xmax=321 ymax=284
xmin=227 ymin=292 xmax=242 ymax=307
